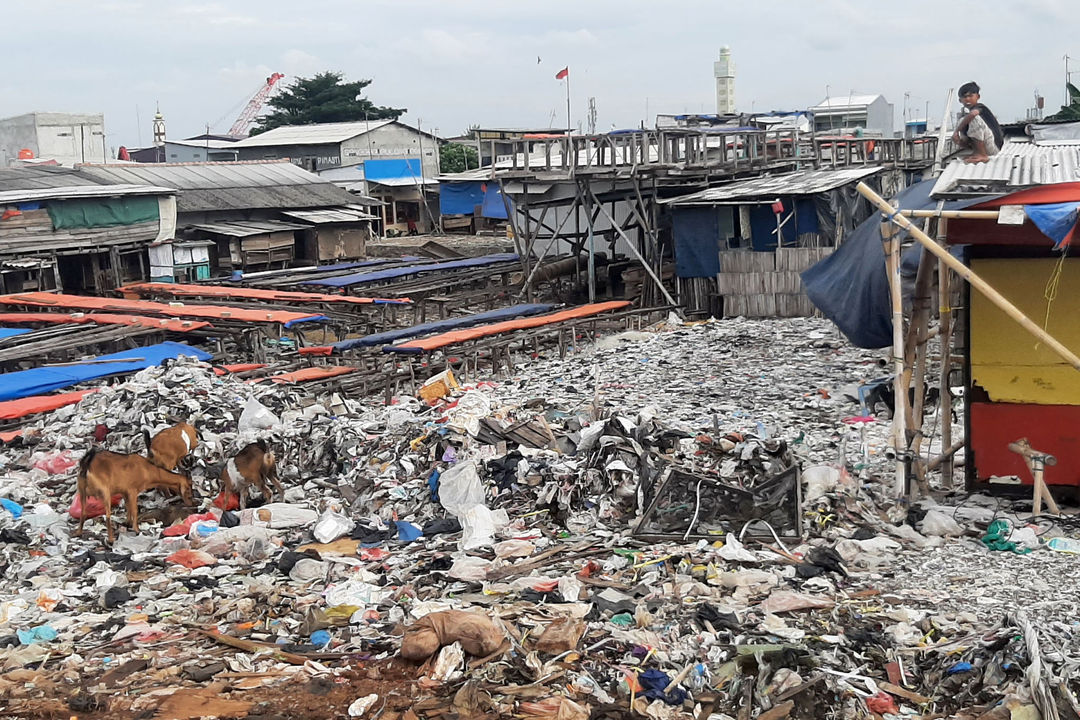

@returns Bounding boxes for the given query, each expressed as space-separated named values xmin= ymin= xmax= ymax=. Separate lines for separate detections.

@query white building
xmin=809 ymin=94 xmax=894 ymax=137
xmin=714 ymin=47 xmax=735 ymax=115
xmin=230 ymin=120 xmax=441 ymax=177
xmin=0 ymin=112 xmax=107 ymax=167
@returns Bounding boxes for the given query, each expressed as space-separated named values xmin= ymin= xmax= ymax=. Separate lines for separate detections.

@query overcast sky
xmin=2 ymin=0 xmax=1074 ymax=150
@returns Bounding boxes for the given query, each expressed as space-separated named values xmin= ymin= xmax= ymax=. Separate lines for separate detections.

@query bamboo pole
xmin=899 ymin=209 xmax=1001 ymax=220
xmin=881 ymin=219 xmax=908 ymax=496
xmin=856 ymin=181 xmax=1080 ymax=372
xmin=936 ymin=217 xmax=955 ymax=489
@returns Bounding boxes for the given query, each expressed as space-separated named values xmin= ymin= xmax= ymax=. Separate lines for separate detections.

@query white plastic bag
xmin=246 ymin=503 xmax=318 ymax=529
xmin=918 ymin=510 xmax=965 ymax=537
xmin=448 ymin=555 xmax=492 ymax=581
xmin=238 ymin=396 xmax=280 ymax=432
xmin=445 ymin=391 xmax=491 ymax=437
xmin=460 ymin=505 xmax=508 ymax=550
xmin=438 ymin=461 xmax=485 ymax=517
xmin=313 ymin=508 xmax=355 ymax=544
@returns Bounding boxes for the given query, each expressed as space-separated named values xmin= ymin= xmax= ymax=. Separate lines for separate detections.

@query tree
xmin=440 ymin=142 xmax=479 ymax=173
xmin=250 ymin=71 xmax=405 ymax=135
xmin=1045 ymin=83 xmax=1080 ymax=123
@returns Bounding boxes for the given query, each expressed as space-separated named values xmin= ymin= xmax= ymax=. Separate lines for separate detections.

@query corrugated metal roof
xmin=662 ymin=167 xmax=883 ymax=205
xmin=0 ymin=183 xmax=176 ymax=204
xmin=281 ymin=208 xmax=377 ymax=223
xmin=810 ymin=95 xmax=884 ymax=111
xmin=77 ymin=161 xmax=357 ymax=212
xmin=166 ymin=138 xmax=241 ymax=150
xmin=229 ymin=120 xmax=397 ymax=147
xmin=367 ymin=176 xmax=438 ymax=187
xmin=931 ymin=142 xmax=1080 ymax=197
xmin=187 ymin=220 xmax=308 ymax=237
xmin=0 ymin=166 xmax=107 ymax=193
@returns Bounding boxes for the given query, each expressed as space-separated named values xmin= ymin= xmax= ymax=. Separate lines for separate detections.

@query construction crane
xmin=227 ymin=72 xmax=285 ymax=138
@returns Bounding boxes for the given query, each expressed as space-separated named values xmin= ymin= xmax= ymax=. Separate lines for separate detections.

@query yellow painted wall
xmin=970 ymin=258 xmax=1080 ymax=405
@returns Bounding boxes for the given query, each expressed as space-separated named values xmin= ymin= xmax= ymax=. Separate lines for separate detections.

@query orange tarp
xmin=119 ymin=282 xmax=410 ymax=306
xmin=0 ymin=429 xmax=23 ymax=443
xmin=0 ymin=292 xmax=325 ymax=327
xmin=391 ymin=301 xmax=632 ymax=353
xmin=0 ymin=390 xmax=95 ymax=421
xmin=213 ymin=363 xmax=268 ymax=375
xmin=0 ymin=312 xmax=210 ymax=332
xmin=298 ymin=346 xmax=333 ymax=356
xmin=259 ymin=366 xmax=357 ymax=384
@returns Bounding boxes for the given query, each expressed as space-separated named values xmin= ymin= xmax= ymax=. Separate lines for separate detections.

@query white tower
xmin=152 ymin=105 xmax=166 ymax=147
xmin=714 ymin=47 xmax=735 ymax=115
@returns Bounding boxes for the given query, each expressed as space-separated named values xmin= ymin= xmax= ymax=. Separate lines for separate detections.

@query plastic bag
xmin=165 ymin=549 xmax=217 ymax=569
xmin=438 ymin=461 xmax=485 ymax=517
xmin=918 ymin=509 xmax=964 ymax=537
xmin=448 ymin=555 xmax=492 ymax=581
xmin=33 ymin=450 xmax=76 ymax=475
xmin=245 ymin=503 xmax=318 ymax=529
xmin=68 ymin=494 xmax=123 ymax=520
xmin=313 ymin=508 xmax=354 ymax=544
xmin=238 ymin=396 xmax=280 ymax=432
xmin=445 ymin=390 xmax=491 ymax=437
xmin=460 ymin=505 xmax=508 ymax=550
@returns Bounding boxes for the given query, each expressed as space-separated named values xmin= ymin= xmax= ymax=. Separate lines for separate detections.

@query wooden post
xmin=1008 ymin=438 xmax=1061 ymax=516
xmin=856 ymin=181 xmax=1080 ymax=371
xmin=881 ymin=218 xmax=908 ymax=497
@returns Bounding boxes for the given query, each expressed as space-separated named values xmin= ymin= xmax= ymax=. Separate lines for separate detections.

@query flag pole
xmin=565 ymin=70 xmax=571 ymax=134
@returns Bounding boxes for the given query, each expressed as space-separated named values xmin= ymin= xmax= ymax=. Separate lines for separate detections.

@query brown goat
xmin=77 ymin=447 xmax=194 ymax=544
xmin=144 ymin=422 xmax=198 ymax=471
xmin=221 ymin=440 xmax=282 ymax=510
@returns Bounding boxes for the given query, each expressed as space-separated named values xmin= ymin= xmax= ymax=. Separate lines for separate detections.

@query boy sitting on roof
xmin=952 ymin=81 xmax=1004 ymax=163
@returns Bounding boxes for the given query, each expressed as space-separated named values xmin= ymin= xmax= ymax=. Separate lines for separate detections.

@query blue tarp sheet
xmin=673 ymin=207 xmax=722 ymax=278
xmin=0 ymin=328 xmax=31 ymax=340
xmin=364 ymin=159 xmax=422 ymax=181
xmin=0 ymin=342 xmax=213 ymax=402
xmin=440 ymin=181 xmax=509 ymax=220
xmin=330 ymin=304 xmax=555 ymax=353
xmin=441 ymin=182 xmax=485 ymax=216
xmin=801 ymin=180 xmax=992 ymax=349
xmin=307 ymin=253 xmax=520 ymax=289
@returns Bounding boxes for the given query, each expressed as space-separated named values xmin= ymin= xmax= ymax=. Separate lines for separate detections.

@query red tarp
xmin=119 ymin=282 xmax=410 ymax=306
xmin=0 ymin=292 xmax=325 ymax=327
xmin=0 ymin=430 xmax=22 ymax=443
xmin=258 ymin=366 xmax=357 ymax=384
xmin=0 ymin=312 xmax=210 ymax=332
xmin=298 ymin=346 xmax=333 ymax=356
xmin=391 ymin=301 xmax=632 ymax=353
xmin=0 ymin=390 xmax=95 ymax=420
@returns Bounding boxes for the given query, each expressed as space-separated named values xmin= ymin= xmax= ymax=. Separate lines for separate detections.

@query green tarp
xmin=47 ymin=196 xmax=159 ymax=230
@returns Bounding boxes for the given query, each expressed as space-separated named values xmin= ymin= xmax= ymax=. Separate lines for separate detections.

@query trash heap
xmin=0 ymin=316 xmax=1078 ymax=719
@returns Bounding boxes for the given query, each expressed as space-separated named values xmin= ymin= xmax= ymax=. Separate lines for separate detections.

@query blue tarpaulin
xmin=0 ymin=328 xmax=31 ymax=340
xmin=307 ymin=253 xmax=520 ymax=289
xmin=364 ymin=158 xmax=422 ymax=182
xmin=1025 ymin=202 xmax=1079 ymax=249
xmin=0 ymin=342 xmax=213 ymax=402
xmin=440 ymin=181 xmax=508 ymax=220
xmin=801 ymin=180 xmax=992 ymax=348
xmin=329 ymin=304 xmax=554 ymax=353
xmin=673 ymin=207 xmax=723 ymax=278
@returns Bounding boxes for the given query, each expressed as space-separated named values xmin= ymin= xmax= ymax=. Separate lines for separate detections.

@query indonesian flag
xmin=555 ymin=67 xmax=569 ymax=80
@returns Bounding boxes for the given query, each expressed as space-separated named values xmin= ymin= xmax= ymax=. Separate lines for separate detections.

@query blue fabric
xmin=395 ymin=521 xmax=423 ymax=542
xmin=331 ymin=304 xmax=554 ymax=352
xmin=440 ymin=182 xmax=485 ymax=216
xmin=481 ymin=184 xmax=509 ymax=219
xmin=795 ymin=198 xmax=819 ymax=235
xmin=0 ymin=498 xmax=22 ymax=518
xmin=0 ymin=328 xmax=31 ymax=340
xmin=307 ymin=253 xmax=520 ymax=288
xmin=749 ymin=203 xmax=797 ymax=250
xmin=428 ymin=469 xmax=440 ymax=502
xmin=638 ymin=668 xmax=688 ymax=705
xmin=801 ymin=180 xmax=994 ymax=349
xmin=364 ymin=158 xmax=422 ymax=181
xmin=282 ymin=315 xmax=328 ymax=328
xmin=1025 ymin=202 xmax=1079 ymax=249
xmin=672 ymin=207 xmax=721 ymax=278
xmin=0 ymin=342 xmax=212 ymax=402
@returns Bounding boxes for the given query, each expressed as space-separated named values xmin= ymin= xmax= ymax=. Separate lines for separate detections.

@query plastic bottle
xmin=1047 ymin=537 xmax=1080 ymax=553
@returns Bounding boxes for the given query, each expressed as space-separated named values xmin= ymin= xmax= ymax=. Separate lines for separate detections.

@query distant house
xmin=164 ymin=135 xmax=240 ymax=163
xmin=229 ymin=120 xmax=441 ymax=176
xmin=445 ymin=127 xmax=569 ymax=166
xmin=0 ymin=112 xmax=107 ymax=167
xmin=810 ymin=95 xmax=894 ymax=137
xmin=318 ymin=159 xmax=439 ymax=235
xmin=77 ymin=161 xmax=375 ymax=272
xmin=0 ymin=165 xmax=176 ymax=292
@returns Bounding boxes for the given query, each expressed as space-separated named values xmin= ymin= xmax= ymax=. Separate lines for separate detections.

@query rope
xmin=1042 ymin=247 xmax=1069 ymax=334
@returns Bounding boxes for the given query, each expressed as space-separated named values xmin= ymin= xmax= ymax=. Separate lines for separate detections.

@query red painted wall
xmin=970 ymin=402 xmax=1080 ymax=487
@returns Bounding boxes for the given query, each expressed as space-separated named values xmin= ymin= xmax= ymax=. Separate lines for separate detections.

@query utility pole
xmin=587 ymin=97 xmax=597 ymax=135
